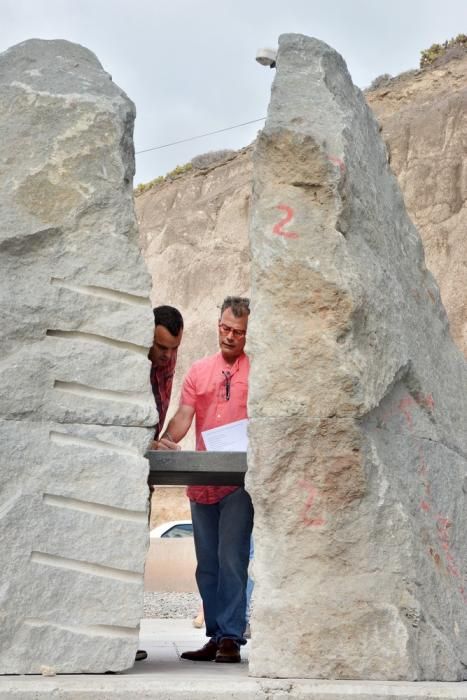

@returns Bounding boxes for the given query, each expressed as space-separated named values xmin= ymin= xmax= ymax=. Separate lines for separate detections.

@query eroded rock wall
xmin=247 ymin=34 xmax=467 ymax=681
xmin=366 ymin=55 xmax=467 ymax=356
xmin=138 ymin=55 xmax=467 ymax=366
xmin=0 ymin=39 xmax=156 ymax=673
xmin=137 ymin=149 xmax=252 ymax=444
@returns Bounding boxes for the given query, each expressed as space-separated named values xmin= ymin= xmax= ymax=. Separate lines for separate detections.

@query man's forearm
xmin=161 ymin=419 xmax=188 ymax=443
xmin=160 ymin=405 xmax=194 ymax=444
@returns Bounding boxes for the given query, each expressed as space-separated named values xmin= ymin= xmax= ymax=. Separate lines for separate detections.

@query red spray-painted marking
xmin=272 ymin=205 xmax=299 ymax=239
xmin=417 ymin=448 xmax=428 ymax=477
xmin=398 ymin=396 xmax=416 ymax=430
xmin=298 ymin=480 xmax=325 ymax=527
xmin=328 ymin=155 xmax=346 ymax=174
xmin=428 ymin=513 xmax=462 ymax=581
xmin=417 ymin=448 xmax=431 ymax=497
xmin=379 ymin=389 xmax=464 ymax=600
xmin=381 ymin=392 xmax=435 ymax=431
xmin=398 ymin=393 xmax=434 ymax=430
xmin=416 ymin=392 xmax=435 ymax=411
xmin=418 ymin=448 xmax=431 ymax=512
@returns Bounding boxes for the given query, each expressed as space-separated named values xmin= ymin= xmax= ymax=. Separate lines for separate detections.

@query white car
xmin=150 ymin=520 xmax=193 ymax=539
xmin=145 ymin=520 xmax=197 ymax=591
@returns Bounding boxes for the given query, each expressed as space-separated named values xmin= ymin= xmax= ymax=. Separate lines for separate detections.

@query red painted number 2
xmin=298 ymin=479 xmax=325 ymax=527
xmin=272 ymin=204 xmax=299 ymax=239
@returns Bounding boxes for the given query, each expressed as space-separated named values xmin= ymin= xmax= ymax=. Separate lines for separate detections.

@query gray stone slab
xmin=246 ymin=33 xmax=467 ymax=681
xmin=0 ymin=39 xmax=156 ymax=673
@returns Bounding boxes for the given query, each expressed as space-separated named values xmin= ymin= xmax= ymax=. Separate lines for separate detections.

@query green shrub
xmin=134 ymin=162 xmax=193 ymax=196
xmin=167 ymin=162 xmax=192 ymax=178
xmin=134 ymin=176 xmax=164 ymax=196
xmin=368 ymin=73 xmax=392 ymax=91
xmin=420 ymin=34 xmax=467 ymax=68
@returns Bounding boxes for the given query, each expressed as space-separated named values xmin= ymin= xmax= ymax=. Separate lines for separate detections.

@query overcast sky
xmin=3 ymin=0 xmax=467 ymax=185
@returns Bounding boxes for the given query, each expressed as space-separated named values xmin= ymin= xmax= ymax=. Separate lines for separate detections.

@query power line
xmin=135 ymin=117 xmax=266 ymax=155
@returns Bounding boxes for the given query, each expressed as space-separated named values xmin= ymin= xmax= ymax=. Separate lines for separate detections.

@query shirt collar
xmin=219 ymin=351 xmax=245 ymax=375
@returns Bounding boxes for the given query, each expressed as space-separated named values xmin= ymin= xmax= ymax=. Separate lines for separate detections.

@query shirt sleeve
xmin=180 ymin=364 xmax=197 ymax=407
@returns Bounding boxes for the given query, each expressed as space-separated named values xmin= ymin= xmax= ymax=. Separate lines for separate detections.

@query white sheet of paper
xmin=202 ymin=418 xmax=249 ymax=452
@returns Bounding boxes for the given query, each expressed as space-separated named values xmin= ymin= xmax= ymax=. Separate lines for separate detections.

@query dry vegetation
xmin=134 ymin=162 xmax=193 ymax=197
xmin=419 ymin=33 xmax=467 ymax=67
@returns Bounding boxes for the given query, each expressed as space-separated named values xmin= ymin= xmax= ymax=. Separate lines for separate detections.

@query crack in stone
xmin=30 ymin=551 xmax=141 ymax=583
xmin=42 ymin=493 xmax=147 ymax=523
xmin=46 ymin=329 xmax=148 ymax=356
xmin=373 ymin=427 xmax=467 ymax=462
xmin=24 ymin=618 xmax=139 ymax=639
xmin=49 ymin=430 xmax=141 ymax=457
xmin=50 ymin=277 xmax=150 ymax=307
xmin=53 ymin=380 xmax=150 ymax=406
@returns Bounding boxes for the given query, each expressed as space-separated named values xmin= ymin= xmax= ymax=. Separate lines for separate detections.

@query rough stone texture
xmin=0 ymin=39 xmax=156 ymax=673
xmin=366 ymin=52 xmax=467 ymax=358
xmin=138 ymin=52 xmax=467 ymax=368
xmin=137 ymin=147 xmax=252 ymax=448
xmin=135 ymin=44 xmax=467 ymax=653
xmin=246 ymin=34 xmax=467 ymax=681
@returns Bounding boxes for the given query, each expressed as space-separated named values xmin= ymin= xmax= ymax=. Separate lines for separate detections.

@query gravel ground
xmin=143 ymin=592 xmax=200 ymax=619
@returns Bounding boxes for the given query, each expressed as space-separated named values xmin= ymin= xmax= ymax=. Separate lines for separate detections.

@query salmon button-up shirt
xmin=180 ymin=351 xmax=249 ymax=504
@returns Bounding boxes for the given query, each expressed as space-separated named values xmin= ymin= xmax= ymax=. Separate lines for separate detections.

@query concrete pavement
xmin=1 ymin=619 xmax=467 ymax=698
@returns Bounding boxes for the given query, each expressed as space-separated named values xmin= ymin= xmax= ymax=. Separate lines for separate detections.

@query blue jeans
xmin=190 ymin=488 xmax=253 ymax=645
xmin=245 ymin=536 xmax=254 ymax=622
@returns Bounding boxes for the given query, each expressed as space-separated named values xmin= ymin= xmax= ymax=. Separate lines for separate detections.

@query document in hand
xmin=201 ymin=418 xmax=249 ymax=452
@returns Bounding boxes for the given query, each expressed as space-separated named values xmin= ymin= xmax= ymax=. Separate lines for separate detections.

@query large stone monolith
xmin=247 ymin=34 xmax=467 ymax=681
xmin=0 ymin=40 xmax=156 ymax=673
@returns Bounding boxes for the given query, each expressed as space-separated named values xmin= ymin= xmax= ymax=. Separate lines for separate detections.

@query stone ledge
xmin=1 ymin=677 xmax=467 ymax=699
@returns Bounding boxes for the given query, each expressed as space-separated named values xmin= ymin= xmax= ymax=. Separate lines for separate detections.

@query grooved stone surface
xmin=0 ymin=39 xmax=156 ymax=673
xmin=246 ymin=34 xmax=467 ymax=681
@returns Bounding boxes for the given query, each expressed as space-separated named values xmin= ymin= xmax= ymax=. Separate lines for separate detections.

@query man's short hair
xmin=153 ymin=305 xmax=184 ymax=336
xmin=220 ymin=296 xmax=250 ymax=318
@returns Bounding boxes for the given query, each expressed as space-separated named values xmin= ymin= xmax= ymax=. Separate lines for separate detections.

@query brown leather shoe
xmin=180 ymin=639 xmax=218 ymax=661
xmin=215 ymin=638 xmax=241 ymax=663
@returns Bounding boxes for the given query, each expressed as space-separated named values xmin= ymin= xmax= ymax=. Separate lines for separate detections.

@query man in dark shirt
xmin=148 ymin=305 xmax=184 ymax=447
xmin=136 ymin=305 xmax=183 ymax=662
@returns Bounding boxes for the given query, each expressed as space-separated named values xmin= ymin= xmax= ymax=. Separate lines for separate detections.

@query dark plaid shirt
xmin=149 ymin=349 xmax=177 ymax=439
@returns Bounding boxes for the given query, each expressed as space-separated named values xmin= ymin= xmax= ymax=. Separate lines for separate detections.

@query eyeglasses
xmin=222 ymin=370 xmax=231 ymax=401
xmin=218 ymin=323 xmax=246 ymax=338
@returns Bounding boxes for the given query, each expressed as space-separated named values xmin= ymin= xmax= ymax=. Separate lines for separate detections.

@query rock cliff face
xmin=0 ymin=39 xmax=155 ymax=674
xmin=137 ymin=51 xmax=467 ymax=363
xmin=137 ymin=148 xmax=252 ymax=442
xmin=366 ymin=54 xmax=467 ymax=356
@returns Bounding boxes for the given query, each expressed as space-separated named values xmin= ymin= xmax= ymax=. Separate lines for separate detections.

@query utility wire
xmin=135 ymin=117 xmax=266 ymax=155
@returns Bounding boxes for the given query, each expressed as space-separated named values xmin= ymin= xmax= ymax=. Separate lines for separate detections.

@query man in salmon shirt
xmin=159 ymin=296 xmax=253 ymax=663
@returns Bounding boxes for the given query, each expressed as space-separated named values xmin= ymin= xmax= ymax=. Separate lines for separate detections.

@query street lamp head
xmin=255 ymin=47 xmax=277 ymax=68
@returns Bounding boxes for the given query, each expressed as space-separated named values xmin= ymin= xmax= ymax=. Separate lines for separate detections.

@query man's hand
xmin=156 ymin=437 xmax=181 ymax=451
xmin=148 ymin=438 xmax=180 ymax=451
xmin=147 ymin=406 xmax=194 ymax=452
